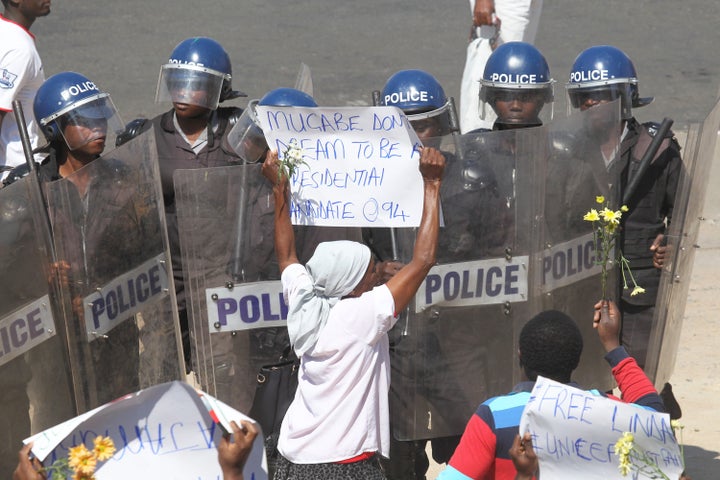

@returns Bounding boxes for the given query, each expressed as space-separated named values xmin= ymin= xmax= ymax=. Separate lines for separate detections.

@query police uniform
xmin=617 ymin=118 xmax=682 ymax=368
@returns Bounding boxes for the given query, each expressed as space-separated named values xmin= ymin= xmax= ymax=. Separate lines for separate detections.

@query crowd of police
xmin=1 ymin=3 xmax=693 ymax=475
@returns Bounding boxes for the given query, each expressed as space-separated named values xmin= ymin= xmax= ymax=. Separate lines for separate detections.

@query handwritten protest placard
xmin=25 ymin=381 xmax=267 ymax=480
xmin=255 ymin=105 xmax=426 ymax=228
xmin=519 ymin=376 xmax=683 ymax=479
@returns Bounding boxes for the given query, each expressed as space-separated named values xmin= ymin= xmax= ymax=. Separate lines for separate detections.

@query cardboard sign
xmin=25 ymin=381 xmax=267 ymax=480
xmin=256 ymin=105 xmax=426 ymax=228
xmin=519 ymin=376 xmax=683 ymax=479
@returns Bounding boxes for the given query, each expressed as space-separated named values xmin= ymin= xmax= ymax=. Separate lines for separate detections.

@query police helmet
xmin=227 ymin=88 xmax=318 ymax=163
xmin=479 ymin=42 xmax=554 ymax=126
xmin=566 ymin=45 xmax=653 ymax=119
xmin=380 ymin=69 xmax=456 ymax=139
xmin=258 ymin=87 xmax=318 ymax=108
xmin=33 ymin=71 xmax=124 ymax=150
xmin=155 ymin=37 xmax=246 ymax=110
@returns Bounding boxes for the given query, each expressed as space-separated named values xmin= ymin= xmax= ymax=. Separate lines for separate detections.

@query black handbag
xmin=248 ymin=348 xmax=300 ymax=438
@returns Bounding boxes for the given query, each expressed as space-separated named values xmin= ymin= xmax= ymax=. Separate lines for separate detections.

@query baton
xmin=622 ymin=117 xmax=673 ymax=206
xmin=12 ymin=100 xmax=54 ymax=246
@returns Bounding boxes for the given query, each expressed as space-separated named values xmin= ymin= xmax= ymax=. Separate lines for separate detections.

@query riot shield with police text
xmin=541 ymin=100 xmax=622 ymax=391
xmin=390 ymin=126 xmax=546 ymax=441
xmin=0 ymin=176 xmax=75 ymax=478
xmin=645 ymin=98 xmax=720 ymax=386
xmin=175 ymin=162 xmax=365 ymax=418
xmin=44 ymin=129 xmax=183 ymax=412
xmin=174 ymin=163 xmax=281 ymax=413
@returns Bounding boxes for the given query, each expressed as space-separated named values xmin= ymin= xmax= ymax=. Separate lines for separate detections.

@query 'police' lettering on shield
xmin=83 ymin=254 xmax=170 ymax=342
xmin=415 ymin=256 xmax=529 ymax=311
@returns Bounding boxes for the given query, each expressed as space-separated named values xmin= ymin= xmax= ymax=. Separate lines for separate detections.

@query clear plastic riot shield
xmin=0 ymin=176 xmax=74 ymax=478
xmin=44 ymin=129 xmax=183 ymax=412
xmin=645 ymin=98 xmax=720 ymax=386
xmin=541 ymin=100 xmax=622 ymax=391
xmin=175 ymin=161 xmax=365 ymax=419
xmin=389 ymin=127 xmax=546 ymax=441
xmin=174 ymin=163 xmax=280 ymax=413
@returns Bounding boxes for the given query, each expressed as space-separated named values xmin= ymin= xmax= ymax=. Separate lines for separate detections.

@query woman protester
xmin=261 ymin=145 xmax=445 ymax=479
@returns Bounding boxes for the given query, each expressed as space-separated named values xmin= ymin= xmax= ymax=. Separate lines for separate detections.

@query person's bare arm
xmin=593 ymin=299 xmax=621 ymax=352
xmin=13 ymin=444 xmax=44 ymax=480
xmin=385 ymin=147 xmax=444 ymax=312
xmin=261 ymin=151 xmax=299 ymax=273
xmin=509 ymin=433 xmax=538 ymax=480
xmin=218 ymin=420 xmax=258 ymax=480
xmin=473 ymin=0 xmax=496 ymax=26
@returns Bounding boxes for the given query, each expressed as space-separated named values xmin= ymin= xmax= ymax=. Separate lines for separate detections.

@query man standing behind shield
xmin=565 ymin=45 xmax=683 ymax=418
xmin=118 ymin=36 xmax=247 ymax=373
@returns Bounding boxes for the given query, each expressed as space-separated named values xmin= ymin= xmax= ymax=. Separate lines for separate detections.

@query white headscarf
xmin=287 ymin=241 xmax=371 ymax=356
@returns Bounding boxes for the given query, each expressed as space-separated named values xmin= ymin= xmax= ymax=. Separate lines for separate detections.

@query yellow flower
xmin=596 ymin=196 xmax=605 ymax=204
xmin=73 ymin=472 xmax=96 ymax=480
xmin=93 ymin=436 xmax=116 ymax=461
xmin=68 ymin=444 xmax=97 ymax=475
xmin=631 ymin=286 xmax=646 ymax=296
xmin=621 ymin=205 xmax=629 ymax=212
xmin=600 ymin=208 xmax=622 ymax=224
xmin=671 ymin=419 xmax=684 ymax=431
xmin=584 ymin=209 xmax=600 ymax=222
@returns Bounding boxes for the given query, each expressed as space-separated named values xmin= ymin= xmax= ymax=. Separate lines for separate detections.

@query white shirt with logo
xmin=0 ymin=15 xmax=44 ymax=172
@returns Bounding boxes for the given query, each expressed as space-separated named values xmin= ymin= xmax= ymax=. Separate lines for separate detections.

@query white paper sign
xmin=25 ymin=381 xmax=267 ymax=480
xmin=255 ymin=105 xmax=425 ymax=228
xmin=519 ymin=376 xmax=683 ymax=480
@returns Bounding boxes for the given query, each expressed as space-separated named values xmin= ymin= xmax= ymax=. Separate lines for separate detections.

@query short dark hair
xmin=519 ymin=310 xmax=583 ymax=382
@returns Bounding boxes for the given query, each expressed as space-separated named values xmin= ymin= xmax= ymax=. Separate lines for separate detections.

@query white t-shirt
xmin=0 ymin=15 xmax=44 ymax=173
xmin=278 ymin=263 xmax=397 ymax=463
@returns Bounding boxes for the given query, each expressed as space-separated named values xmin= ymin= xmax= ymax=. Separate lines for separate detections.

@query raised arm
xmin=261 ymin=150 xmax=299 ymax=273
xmin=385 ymin=147 xmax=444 ymax=312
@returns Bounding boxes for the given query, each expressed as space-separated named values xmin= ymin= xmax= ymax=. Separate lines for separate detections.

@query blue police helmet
xmin=566 ymin=45 xmax=653 ymax=118
xmin=480 ymin=42 xmax=553 ymax=99
xmin=166 ymin=37 xmax=246 ymax=102
xmin=258 ymin=88 xmax=318 ymax=107
xmin=381 ymin=69 xmax=448 ymax=114
xmin=33 ymin=71 xmax=118 ymax=143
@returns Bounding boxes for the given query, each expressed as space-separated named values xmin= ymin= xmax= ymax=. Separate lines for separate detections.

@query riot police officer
xmin=477 ymin=41 xmax=554 ymax=131
xmin=118 ymin=37 xmax=247 ymax=372
xmin=565 ymin=46 xmax=683 ymax=417
xmin=375 ymin=69 xmax=496 ymax=480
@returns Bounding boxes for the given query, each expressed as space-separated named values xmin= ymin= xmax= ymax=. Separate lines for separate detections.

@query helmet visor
xmin=56 ymin=95 xmax=124 ymax=150
xmin=565 ymin=83 xmax=633 ymax=119
xmin=479 ymin=86 xmax=553 ymax=126
xmin=226 ymin=103 xmax=268 ymax=163
xmin=155 ymin=64 xmax=225 ymax=110
xmin=405 ymin=100 xmax=457 ymax=140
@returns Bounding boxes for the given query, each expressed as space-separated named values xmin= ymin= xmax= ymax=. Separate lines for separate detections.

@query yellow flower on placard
xmin=73 ymin=471 xmax=96 ymax=480
xmin=596 ymin=195 xmax=605 ymax=204
xmin=93 ymin=436 xmax=116 ymax=461
xmin=584 ymin=209 xmax=600 ymax=222
xmin=68 ymin=444 xmax=97 ymax=475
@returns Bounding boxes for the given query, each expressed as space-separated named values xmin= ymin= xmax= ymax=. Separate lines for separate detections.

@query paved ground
xmin=31 ymin=1 xmax=719 ymax=477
